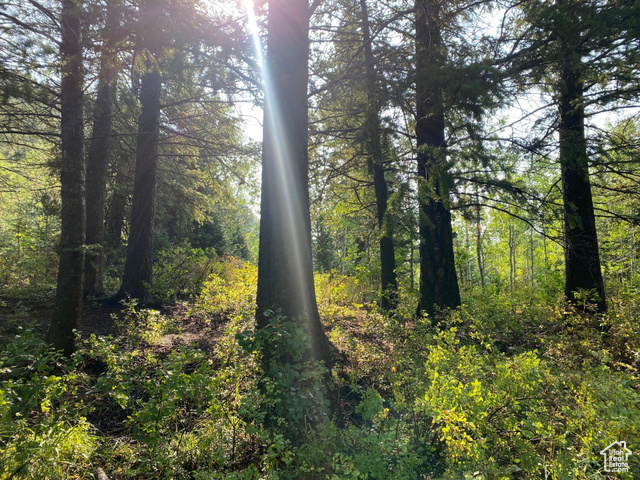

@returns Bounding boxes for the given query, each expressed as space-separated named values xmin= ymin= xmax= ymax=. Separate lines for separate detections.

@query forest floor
xmin=0 ymin=295 xmax=223 ymax=348
xmin=0 ymin=295 xmax=116 ymax=338
xmin=1 ymin=261 xmax=639 ymax=479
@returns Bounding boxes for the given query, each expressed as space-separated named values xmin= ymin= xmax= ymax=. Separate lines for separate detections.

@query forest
xmin=0 ymin=0 xmax=639 ymax=478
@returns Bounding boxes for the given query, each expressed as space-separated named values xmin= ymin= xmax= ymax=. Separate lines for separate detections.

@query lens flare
xmin=244 ymin=0 xmax=314 ymax=318
xmin=243 ymin=0 xmax=264 ymax=67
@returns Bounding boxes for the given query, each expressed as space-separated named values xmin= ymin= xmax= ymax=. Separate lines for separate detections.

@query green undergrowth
xmin=0 ymin=259 xmax=639 ymax=479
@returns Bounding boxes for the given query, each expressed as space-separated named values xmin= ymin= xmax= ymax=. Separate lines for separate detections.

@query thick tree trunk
xmin=85 ymin=0 xmax=120 ymax=296
xmin=359 ymin=0 xmax=398 ymax=311
xmin=415 ymin=0 xmax=460 ymax=317
xmin=116 ymin=0 xmax=162 ymax=303
xmin=47 ymin=0 xmax=86 ymax=356
xmin=256 ymin=0 xmax=333 ymax=370
xmin=559 ymin=57 xmax=606 ymax=313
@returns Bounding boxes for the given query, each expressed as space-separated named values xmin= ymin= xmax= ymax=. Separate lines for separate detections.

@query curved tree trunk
xmin=255 ymin=0 xmax=333 ymax=388
xmin=116 ymin=0 xmax=162 ymax=303
xmin=415 ymin=0 xmax=460 ymax=318
xmin=359 ymin=0 xmax=398 ymax=311
xmin=559 ymin=55 xmax=606 ymax=313
xmin=48 ymin=0 xmax=86 ymax=356
xmin=85 ymin=0 xmax=120 ymax=296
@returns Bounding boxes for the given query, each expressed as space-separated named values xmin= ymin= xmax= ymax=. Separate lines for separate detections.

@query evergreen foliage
xmin=0 ymin=0 xmax=639 ymax=476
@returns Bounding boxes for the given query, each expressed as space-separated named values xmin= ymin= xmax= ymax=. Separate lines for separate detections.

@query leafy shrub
xmin=238 ymin=310 xmax=331 ymax=442
xmin=408 ymin=327 xmax=640 ymax=479
xmin=149 ymin=243 xmax=217 ymax=302
xmin=115 ymin=299 xmax=180 ymax=346
xmin=1 ymin=256 xmax=638 ymax=479
xmin=315 ymin=272 xmax=378 ymax=319
xmin=85 ymin=304 xmax=261 ymax=479
xmin=0 ymin=328 xmax=98 ymax=479
xmin=190 ymin=256 xmax=257 ymax=318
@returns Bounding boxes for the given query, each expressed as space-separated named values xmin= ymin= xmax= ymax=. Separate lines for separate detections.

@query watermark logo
xmin=600 ymin=441 xmax=632 ymax=473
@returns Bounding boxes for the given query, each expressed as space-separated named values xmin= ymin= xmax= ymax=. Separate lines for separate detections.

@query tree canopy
xmin=0 ymin=0 xmax=639 ymax=476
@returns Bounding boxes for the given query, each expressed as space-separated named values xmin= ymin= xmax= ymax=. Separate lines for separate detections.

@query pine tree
xmin=47 ymin=0 xmax=86 ymax=355
xmin=116 ymin=0 xmax=164 ymax=302
xmin=358 ymin=0 xmax=398 ymax=310
xmin=415 ymin=0 xmax=461 ymax=317
xmin=500 ymin=0 xmax=640 ymax=312
xmin=255 ymin=0 xmax=334 ymax=433
xmin=85 ymin=0 xmax=122 ymax=296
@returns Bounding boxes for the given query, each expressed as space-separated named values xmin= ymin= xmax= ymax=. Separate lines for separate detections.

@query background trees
xmin=1 ymin=0 xmax=639 ymax=475
xmin=0 ymin=0 xmax=637 ymax=354
xmin=1 ymin=0 xmax=254 ymax=347
xmin=359 ymin=0 xmax=398 ymax=311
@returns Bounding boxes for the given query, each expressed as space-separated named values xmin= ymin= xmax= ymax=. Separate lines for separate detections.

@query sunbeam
xmin=242 ymin=0 xmax=264 ymax=67
xmin=245 ymin=0 xmax=316 ymax=321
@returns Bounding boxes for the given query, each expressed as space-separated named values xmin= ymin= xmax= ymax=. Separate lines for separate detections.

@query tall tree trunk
xmin=116 ymin=0 xmax=162 ymax=303
xmin=465 ymin=221 xmax=471 ymax=285
xmin=85 ymin=0 xmax=120 ymax=296
xmin=410 ymin=232 xmax=415 ymax=290
xmin=415 ymin=0 xmax=460 ymax=317
xmin=559 ymin=55 xmax=606 ymax=313
xmin=508 ymin=222 xmax=515 ymax=289
xmin=47 ymin=0 xmax=85 ymax=356
xmin=543 ymin=220 xmax=548 ymax=273
xmin=631 ymin=227 xmax=636 ymax=280
xmin=529 ymin=227 xmax=534 ymax=283
xmin=255 ymin=0 xmax=333 ymax=399
xmin=475 ymin=205 xmax=485 ymax=289
xmin=106 ymin=164 xmax=127 ymax=249
xmin=359 ymin=0 xmax=398 ymax=311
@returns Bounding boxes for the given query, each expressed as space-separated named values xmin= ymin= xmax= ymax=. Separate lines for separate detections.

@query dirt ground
xmin=0 ymin=294 xmax=117 ymax=338
xmin=0 ymin=294 xmax=224 ymax=354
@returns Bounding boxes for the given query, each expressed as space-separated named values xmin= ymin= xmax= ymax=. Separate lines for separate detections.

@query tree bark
xmin=106 ymin=165 xmax=127 ymax=249
xmin=559 ymin=54 xmax=606 ymax=313
xmin=116 ymin=0 xmax=163 ymax=303
xmin=256 ymin=0 xmax=333 ymax=368
xmin=508 ymin=222 xmax=515 ymax=289
xmin=476 ymin=205 xmax=485 ymax=289
xmin=359 ymin=0 xmax=398 ymax=311
xmin=85 ymin=0 xmax=120 ymax=296
xmin=415 ymin=0 xmax=460 ymax=317
xmin=529 ymin=227 xmax=534 ymax=283
xmin=47 ymin=0 xmax=85 ymax=356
